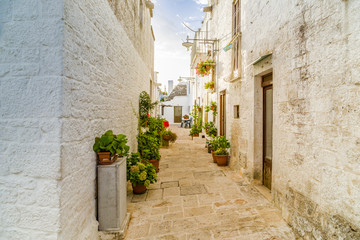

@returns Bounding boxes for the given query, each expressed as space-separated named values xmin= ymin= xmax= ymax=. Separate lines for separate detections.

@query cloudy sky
xmin=152 ymin=0 xmax=207 ymax=91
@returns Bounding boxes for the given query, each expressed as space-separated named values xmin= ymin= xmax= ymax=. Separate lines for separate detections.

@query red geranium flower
xmin=163 ymin=121 xmax=169 ymax=128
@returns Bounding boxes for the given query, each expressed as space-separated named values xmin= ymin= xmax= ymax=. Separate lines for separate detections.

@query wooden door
xmin=262 ymin=74 xmax=273 ymax=190
xmin=220 ymin=91 xmax=226 ymax=136
xmin=174 ymin=106 xmax=182 ymax=123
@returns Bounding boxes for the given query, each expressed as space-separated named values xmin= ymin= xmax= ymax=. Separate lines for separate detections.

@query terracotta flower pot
xmin=211 ymin=151 xmax=217 ymax=163
xmin=97 ymin=152 xmax=115 ymax=165
xmin=132 ymin=184 xmax=147 ymax=194
xmin=193 ymin=133 xmax=199 ymax=137
xmin=149 ymin=159 xmax=160 ymax=172
xmin=211 ymin=106 xmax=216 ymax=111
xmin=216 ymin=155 xmax=228 ymax=166
xmin=163 ymin=135 xmax=172 ymax=141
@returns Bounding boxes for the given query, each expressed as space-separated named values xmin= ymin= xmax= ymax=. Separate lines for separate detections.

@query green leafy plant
xmin=189 ymin=124 xmax=202 ymax=136
xmin=214 ymin=147 xmax=228 ymax=155
xmin=139 ymin=91 xmax=158 ymax=125
xmin=162 ymin=130 xmax=177 ymax=143
xmin=204 ymin=81 xmax=215 ymax=90
xmin=128 ymin=161 xmax=157 ymax=187
xmin=204 ymin=122 xmax=217 ymax=137
xmin=93 ymin=130 xmax=130 ymax=157
xmin=137 ymin=131 xmax=161 ymax=160
xmin=210 ymin=135 xmax=230 ymax=152
xmin=205 ymin=105 xmax=211 ymax=112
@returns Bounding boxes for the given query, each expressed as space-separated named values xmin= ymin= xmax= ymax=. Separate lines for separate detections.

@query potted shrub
xmin=189 ymin=124 xmax=202 ymax=138
xmin=214 ymin=148 xmax=229 ymax=166
xmin=137 ymin=131 xmax=161 ymax=172
xmin=211 ymin=136 xmax=230 ymax=164
xmin=127 ymin=153 xmax=157 ymax=194
xmin=93 ymin=130 xmax=130 ymax=165
xmin=162 ymin=130 xmax=177 ymax=147
xmin=183 ymin=114 xmax=189 ymax=119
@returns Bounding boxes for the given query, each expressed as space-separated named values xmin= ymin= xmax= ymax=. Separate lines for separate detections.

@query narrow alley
xmin=125 ymin=126 xmax=295 ymax=239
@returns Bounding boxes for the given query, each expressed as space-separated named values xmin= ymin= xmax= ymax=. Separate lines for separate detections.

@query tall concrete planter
xmin=97 ymin=158 xmax=129 ymax=235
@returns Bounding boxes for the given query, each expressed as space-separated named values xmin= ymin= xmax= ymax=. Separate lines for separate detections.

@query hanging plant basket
xmin=196 ymin=59 xmax=215 ymax=77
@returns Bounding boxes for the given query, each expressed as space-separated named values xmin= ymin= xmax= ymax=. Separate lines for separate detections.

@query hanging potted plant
xmin=127 ymin=153 xmax=157 ymax=194
xmin=204 ymin=81 xmax=215 ymax=90
xmin=210 ymin=101 xmax=217 ymax=111
xmin=93 ymin=130 xmax=130 ymax=165
xmin=196 ymin=59 xmax=215 ymax=77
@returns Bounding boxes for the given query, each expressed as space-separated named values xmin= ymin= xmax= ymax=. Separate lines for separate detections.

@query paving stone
xmin=180 ymin=184 xmax=207 ymax=196
xmin=146 ymin=189 xmax=163 ymax=201
xmin=124 ymin=126 xmax=295 ymax=239
xmin=163 ymin=187 xmax=180 ymax=197
xmin=161 ymin=181 xmax=179 ymax=188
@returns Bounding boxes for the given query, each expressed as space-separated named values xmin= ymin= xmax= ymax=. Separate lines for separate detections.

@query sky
xmin=152 ymin=0 xmax=207 ymax=91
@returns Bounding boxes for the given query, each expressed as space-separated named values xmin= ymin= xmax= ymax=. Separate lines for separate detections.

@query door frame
xmin=220 ymin=90 xmax=226 ymax=136
xmin=262 ymin=75 xmax=273 ymax=190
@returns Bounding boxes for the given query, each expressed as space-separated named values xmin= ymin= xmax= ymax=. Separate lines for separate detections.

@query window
xmin=232 ymin=0 xmax=241 ymax=74
xmin=234 ymin=105 xmax=239 ymax=118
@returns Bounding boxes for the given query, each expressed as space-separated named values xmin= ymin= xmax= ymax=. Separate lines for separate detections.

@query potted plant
xmin=162 ymin=130 xmax=177 ymax=147
xmin=204 ymin=81 xmax=215 ymax=90
xmin=93 ymin=130 xmax=130 ymax=165
xmin=214 ymin=148 xmax=229 ymax=166
xmin=183 ymin=114 xmax=189 ymax=119
xmin=210 ymin=136 xmax=230 ymax=164
xmin=127 ymin=153 xmax=157 ymax=194
xmin=137 ymin=131 xmax=161 ymax=172
xmin=210 ymin=101 xmax=217 ymax=111
xmin=196 ymin=59 xmax=215 ymax=77
xmin=189 ymin=124 xmax=202 ymax=138
xmin=204 ymin=121 xmax=217 ymax=137
xmin=139 ymin=91 xmax=158 ymax=127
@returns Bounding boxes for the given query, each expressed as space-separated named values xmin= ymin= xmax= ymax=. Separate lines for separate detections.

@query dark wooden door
xmin=220 ymin=91 xmax=226 ymax=136
xmin=263 ymin=74 xmax=273 ymax=190
xmin=174 ymin=106 xmax=182 ymax=123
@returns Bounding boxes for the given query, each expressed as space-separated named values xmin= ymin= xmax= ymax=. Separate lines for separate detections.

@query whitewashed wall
xmin=0 ymin=0 xmax=154 ymax=239
xmin=0 ymin=0 xmax=63 ymax=238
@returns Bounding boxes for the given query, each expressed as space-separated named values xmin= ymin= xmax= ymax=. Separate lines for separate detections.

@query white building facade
xmin=190 ymin=0 xmax=360 ymax=238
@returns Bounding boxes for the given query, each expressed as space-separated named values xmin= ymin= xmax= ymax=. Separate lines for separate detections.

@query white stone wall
xmin=0 ymin=0 xmax=63 ymax=239
xmin=196 ymin=0 xmax=360 ymax=237
xmin=61 ymin=0 xmax=153 ymax=239
xmin=1 ymin=0 xmax=154 ymax=239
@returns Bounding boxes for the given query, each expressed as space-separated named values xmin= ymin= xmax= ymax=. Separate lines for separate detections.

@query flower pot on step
xmin=132 ymin=184 xmax=147 ymax=194
xmin=211 ymin=151 xmax=217 ymax=163
xmin=216 ymin=155 xmax=228 ymax=166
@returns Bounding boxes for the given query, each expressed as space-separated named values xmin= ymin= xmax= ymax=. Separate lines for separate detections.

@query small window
xmin=161 ymin=106 xmax=165 ymax=115
xmin=234 ymin=105 xmax=239 ymax=118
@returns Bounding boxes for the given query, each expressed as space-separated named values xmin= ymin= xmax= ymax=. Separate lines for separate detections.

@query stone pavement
xmin=124 ymin=126 xmax=295 ymax=240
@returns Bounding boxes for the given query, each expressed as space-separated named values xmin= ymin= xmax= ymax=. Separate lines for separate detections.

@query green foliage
xmin=190 ymin=104 xmax=201 ymax=126
xmin=162 ymin=130 xmax=177 ymax=143
xmin=139 ymin=91 xmax=158 ymax=125
xmin=189 ymin=124 xmax=202 ymax=136
xmin=204 ymin=121 xmax=217 ymax=137
xmin=205 ymin=105 xmax=211 ymax=112
xmin=204 ymin=81 xmax=215 ymax=89
xmin=128 ymin=160 xmax=157 ymax=187
xmin=214 ymin=147 xmax=228 ymax=155
xmin=137 ymin=131 xmax=161 ymax=160
xmin=210 ymin=135 xmax=230 ymax=152
xmin=127 ymin=152 xmax=141 ymax=180
xmin=93 ymin=130 xmax=130 ymax=157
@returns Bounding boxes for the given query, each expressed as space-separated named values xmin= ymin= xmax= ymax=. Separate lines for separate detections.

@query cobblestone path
xmin=125 ymin=126 xmax=295 ymax=240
